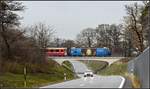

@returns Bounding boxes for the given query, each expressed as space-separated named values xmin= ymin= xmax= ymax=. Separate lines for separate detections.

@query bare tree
xmin=61 ymin=39 xmax=75 ymax=48
xmin=95 ymin=24 xmax=122 ymax=49
xmin=51 ymin=37 xmax=65 ymax=47
xmin=121 ymin=26 xmax=135 ymax=57
xmin=124 ymin=3 xmax=145 ymax=52
xmin=109 ymin=24 xmax=122 ymax=48
xmin=76 ymin=28 xmax=96 ymax=48
xmin=25 ymin=22 xmax=55 ymax=48
xmin=141 ymin=1 xmax=150 ymax=47
xmin=20 ymin=23 xmax=55 ymax=64
xmin=95 ymin=24 xmax=111 ymax=48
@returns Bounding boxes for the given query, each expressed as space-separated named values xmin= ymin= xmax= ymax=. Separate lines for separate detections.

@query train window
xmin=50 ymin=50 xmax=54 ymax=52
xmin=61 ymin=49 xmax=64 ymax=52
xmin=56 ymin=50 xmax=59 ymax=52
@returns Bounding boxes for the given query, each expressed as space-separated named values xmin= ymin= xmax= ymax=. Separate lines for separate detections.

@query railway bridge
xmin=48 ymin=57 xmax=125 ymax=66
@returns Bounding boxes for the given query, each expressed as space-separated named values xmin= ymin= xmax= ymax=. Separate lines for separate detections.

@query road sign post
xmin=24 ymin=66 xmax=27 ymax=87
xmin=64 ymin=73 xmax=66 ymax=81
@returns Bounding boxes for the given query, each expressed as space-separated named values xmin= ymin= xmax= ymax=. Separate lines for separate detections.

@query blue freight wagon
xmin=96 ymin=48 xmax=111 ymax=57
xmin=107 ymin=50 xmax=111 ymax=56
xmin=70 ymin=48 xmax=82 ymax=56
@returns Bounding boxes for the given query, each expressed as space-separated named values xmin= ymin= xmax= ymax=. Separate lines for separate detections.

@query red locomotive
xmin=45 ymin=48 xmax=67 ymax=56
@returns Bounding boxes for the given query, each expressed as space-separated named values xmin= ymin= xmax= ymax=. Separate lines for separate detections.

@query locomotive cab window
xmin=61 ymin=49 xmax=64 ymax=52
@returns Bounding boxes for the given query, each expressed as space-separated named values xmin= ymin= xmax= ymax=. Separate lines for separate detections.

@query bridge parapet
xmin=48 ymin=57 xmax=124 ymax=66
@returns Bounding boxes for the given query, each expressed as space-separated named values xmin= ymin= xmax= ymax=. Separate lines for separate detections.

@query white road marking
xmin=80 ymin=84 xmax=85 ymax=86
xmin=118 ymin=76 xmax=126 ymax=88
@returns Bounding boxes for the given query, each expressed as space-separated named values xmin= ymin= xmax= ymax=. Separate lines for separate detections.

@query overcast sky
xmin=20 ymin=1 xmax=143 ymax=40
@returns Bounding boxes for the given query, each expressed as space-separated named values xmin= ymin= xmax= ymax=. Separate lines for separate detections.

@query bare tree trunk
xmin=87 ymin=37 xmax=91 ymax=48
xmin=0 ymin=22 xmax=11 ymax=59
xmin=131 ymin=9 xmax=144 ymax=52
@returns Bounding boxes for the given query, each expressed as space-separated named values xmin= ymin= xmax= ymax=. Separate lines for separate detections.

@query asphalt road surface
xmin=40 ymin=60 xmax=125 ymax=88
xmin=123 ymin=77 xmax=132 ymax=88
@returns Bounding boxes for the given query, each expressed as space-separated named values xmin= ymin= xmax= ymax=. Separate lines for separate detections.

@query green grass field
xmin=80 ymin=60 xmax=108 ymax=74
xmin=0 ymin=60 xmax=75 ymax=88
xmin=98 ymin=62 xmax=128 ymax=76
xmin=80 ymin=60 xmax=128 ymax=76
xmin=0 ymin=73 xmax=64 ymax=87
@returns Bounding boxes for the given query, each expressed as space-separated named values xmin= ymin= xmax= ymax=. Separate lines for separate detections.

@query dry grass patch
xmin=125 ymin=73 xmax=141 ymax=88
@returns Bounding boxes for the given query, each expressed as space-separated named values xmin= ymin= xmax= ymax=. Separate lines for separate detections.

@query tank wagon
xmin=96 ymin=48 xmax=111 ymax=57
xmin=70 ymin=48 xmax=82 ymax=56
xmin=46 ymin=47 xmax=111 ymax=57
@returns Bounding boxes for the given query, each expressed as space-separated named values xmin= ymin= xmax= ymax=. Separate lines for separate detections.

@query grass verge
xmin=80 ymin=59 xmax=128 ymax=76
xmin=0 ymin=60 xmax=75 ymax=88
xmin=98 ymin=62 xmax=128 ymax=76
xmin=80 ymin=60 xmax=108 ymax=74
xmin=125 ymin=73 xmax=141 ymax=88
xmin=0 ymin=73 xmax=64 ymax=88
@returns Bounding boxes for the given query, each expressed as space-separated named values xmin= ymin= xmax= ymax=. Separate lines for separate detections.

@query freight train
xmin=45 ymin=47 xmax=111 ymax=57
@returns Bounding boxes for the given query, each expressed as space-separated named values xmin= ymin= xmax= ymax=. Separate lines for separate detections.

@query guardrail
xmin=128 ymin=47 xmax=149 ymax=88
